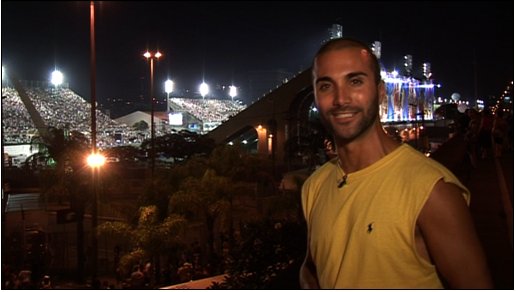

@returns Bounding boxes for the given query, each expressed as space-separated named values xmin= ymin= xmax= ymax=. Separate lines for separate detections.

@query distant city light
xmin=51 ymin=70 xmax=64 ymax=87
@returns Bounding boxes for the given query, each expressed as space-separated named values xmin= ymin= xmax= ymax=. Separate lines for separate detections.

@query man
xmin=299 ymin=37 xmax=492 ymax=288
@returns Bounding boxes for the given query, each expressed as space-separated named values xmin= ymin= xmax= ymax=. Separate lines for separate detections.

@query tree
xmin=97 ymin=205 xmax=187 ymax=286
xmin=29 ymin=127 xmax=91 ymax=282
xmin=101 ymin=145 xmax=143 ymax=164
xmin=168 ymin=170 xmax=233 ymax=269
xmin=140 ymin=132 xmax=215 ymax=163
xmin=210 ymin=220 xmax=306 ymax=289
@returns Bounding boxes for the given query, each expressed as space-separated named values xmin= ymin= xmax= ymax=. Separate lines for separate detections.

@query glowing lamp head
xmin=229 ymin=85 xmax=237 ymax=98
xmin=51 ymin=70 xmax=64 ymax=87
xmin=165 ymin=79 xmax=174 ymax=94
xmin=87 ymin=153 xmax=106 ymax=168
xmin=199 ymin=82 xmax=209 ymax=98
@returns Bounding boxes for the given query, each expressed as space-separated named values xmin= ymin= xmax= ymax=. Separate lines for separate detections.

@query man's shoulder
xmin=303 ymin=158 xmax=338 ymax=189
xmin=310 ymin=158 xmax=338 ymax=177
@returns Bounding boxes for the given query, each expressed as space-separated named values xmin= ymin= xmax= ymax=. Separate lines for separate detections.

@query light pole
xmin=86 ymin=152 xmax=105 ymax=279
xmin=165 ymin=79 xmax=174 ymax=114
xmin=143 ymin=50 xmax=162 ymax=176
xmin=89 ymin=0 xmax=99 ymax=280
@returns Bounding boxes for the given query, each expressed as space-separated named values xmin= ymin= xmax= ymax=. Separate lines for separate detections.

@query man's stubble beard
xmin=320 ymin=95 xmax=380 ymax=144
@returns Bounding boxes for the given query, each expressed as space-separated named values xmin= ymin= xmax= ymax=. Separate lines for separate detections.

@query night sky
xmin=2 ymin=1 xmax=513 ymax=107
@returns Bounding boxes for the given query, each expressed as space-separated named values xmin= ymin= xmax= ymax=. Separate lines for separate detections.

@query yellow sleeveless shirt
xmin=301 ymin=143 xmax=469 ymax=288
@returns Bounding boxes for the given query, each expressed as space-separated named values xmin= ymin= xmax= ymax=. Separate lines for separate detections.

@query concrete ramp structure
xmin=207 ymin=69 xmax=314 ymax=166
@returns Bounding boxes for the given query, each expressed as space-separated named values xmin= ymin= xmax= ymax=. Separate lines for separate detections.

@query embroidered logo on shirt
xmin=367 ymin=222 xmax=374 ymax=234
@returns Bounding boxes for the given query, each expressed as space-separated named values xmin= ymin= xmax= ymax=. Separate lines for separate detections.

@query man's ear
xmin=378 ymin=80 xmax=386 ymax=104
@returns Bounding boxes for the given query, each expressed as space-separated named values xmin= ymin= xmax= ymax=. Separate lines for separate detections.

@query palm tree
xmin=29 ymin=126 xmax=91 ymax=282
xmin=97 ymin=205 xmax=187 ymax=286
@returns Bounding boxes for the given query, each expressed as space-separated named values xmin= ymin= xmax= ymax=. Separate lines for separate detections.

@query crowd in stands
xmin=2 ymin=87 xmax=36 ymax=144
xmin=170 ymin=97 xmax=245 ymax=123
xmin=2 ymin=85 xmax=246 ymax=149
xmin=2 ymin=86 xmax=133 ymax=147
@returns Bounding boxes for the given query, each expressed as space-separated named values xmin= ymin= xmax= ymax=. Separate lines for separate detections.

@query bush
xmin=210 ymin=220 xmax=306 ymax=289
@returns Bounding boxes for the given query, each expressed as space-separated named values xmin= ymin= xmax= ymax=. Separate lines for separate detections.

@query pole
xmin=89 ymin=0 xmax=98 ymax=280
xmin=150 ymin=58 xmax=155 ymax=178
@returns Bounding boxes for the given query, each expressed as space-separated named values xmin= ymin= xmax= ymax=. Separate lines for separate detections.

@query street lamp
xmin=143 ymin=50 xmax=162 ymax=176
xmin=86 ymin=152 xmax=104 ymax=280
xmin=89 ymin=0 xmax=99 ymax=280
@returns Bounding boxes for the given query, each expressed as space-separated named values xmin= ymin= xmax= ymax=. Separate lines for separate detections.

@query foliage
xmin=96 ymin=221 xmax=134 ymax=245
xmin=118 ymin=248 xmax=147 ymax=277
xmin=262 ymin=190 xmax=303 ymax=223
xmin=208 ymin=145 xmax=273 ymax=182
xmin=168 ymin=170 xmax=233 ymax=229
xmin=210 ymin=220 xmax=306 ymax=289
xmin=140 ymin=132 xmax=215 ymax=161
xmin=97 ymin=205 xmax=188 ymax=278
xmin=27 ymin=127 xmax=90 ymax=174
xmin=101 ymin=145 xmax=143 ymax=163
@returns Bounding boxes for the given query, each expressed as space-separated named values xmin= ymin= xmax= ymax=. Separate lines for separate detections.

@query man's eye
xmin=318 ymin=83 xmax=331 ymax=91
xmin=350 ymin=79 xmax=363 ymax=86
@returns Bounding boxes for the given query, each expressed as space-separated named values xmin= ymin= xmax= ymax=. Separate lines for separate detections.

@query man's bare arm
xmin=417 ymin=179 xmax=493 ymax=288
xmin=299 ymin=237 xmax=320 ymax=288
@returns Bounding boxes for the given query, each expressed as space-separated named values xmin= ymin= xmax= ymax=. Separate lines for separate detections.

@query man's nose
xmin=333 ymin=85 xmax=351 ymax=106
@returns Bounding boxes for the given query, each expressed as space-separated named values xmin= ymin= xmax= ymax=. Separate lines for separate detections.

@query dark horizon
xmin=2 ymin=1 xmax=513 ymax=107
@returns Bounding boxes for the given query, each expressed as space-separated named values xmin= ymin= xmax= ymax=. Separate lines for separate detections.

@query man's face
xmin=313 ymin=47 xmax=384 ymax=142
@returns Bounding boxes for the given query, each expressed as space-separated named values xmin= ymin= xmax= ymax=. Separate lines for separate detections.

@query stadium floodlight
xmin=199 ymin=82 xmax=209 ymax=99
xmin=229 ymin=85 xmax=237 ymax=100
xmin=51 ymin=70 xmax=64 ymax=87
xmin=165 ymin=79 xmax=174 ymax=98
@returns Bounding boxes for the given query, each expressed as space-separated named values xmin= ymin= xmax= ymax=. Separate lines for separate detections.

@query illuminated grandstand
xmin=168 ymin=97 xmax=246 ymax=133
xmin=1 ymin=82 xmax=248 ymax=150
xmin=1 ymin=85 xmax=133 ymax=147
